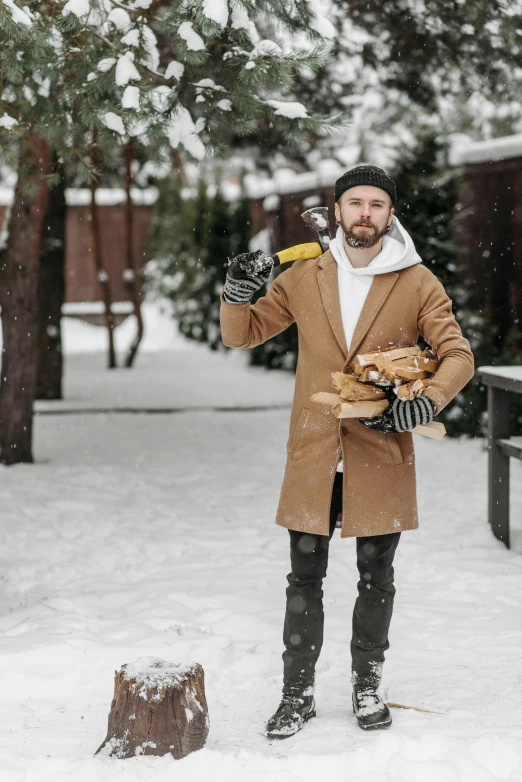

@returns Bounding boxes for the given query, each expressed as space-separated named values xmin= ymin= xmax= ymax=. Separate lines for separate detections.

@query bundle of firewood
xmin=311 ymin=345 xmax=446 ymax=439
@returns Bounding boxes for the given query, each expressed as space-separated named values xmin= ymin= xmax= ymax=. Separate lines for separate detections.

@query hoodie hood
xmin=328 ymin=215 xmax=422 ymax=276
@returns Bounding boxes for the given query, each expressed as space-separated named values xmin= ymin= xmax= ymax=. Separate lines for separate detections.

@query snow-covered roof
xmin=0 ymin=187 xmax=159 ymax=207
xmin=449 ymin=133 xmax=522 ymax=166
xmin=0 ymin=182 xmax=246 ymax=207
xmin=244 ymin=159 xmax=345 ymax=199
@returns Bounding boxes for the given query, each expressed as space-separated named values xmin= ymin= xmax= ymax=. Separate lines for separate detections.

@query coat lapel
xmin=317 ymin=253 xmax=348 ymax=357
xmin=317 ymin=251 xmax=400 ymax=368
xmin=344 ymin=272 xmax=399 ymax=369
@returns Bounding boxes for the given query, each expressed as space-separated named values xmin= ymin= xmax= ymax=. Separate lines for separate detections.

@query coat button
xmin=340 ymin=425 xmax=349 ymax=436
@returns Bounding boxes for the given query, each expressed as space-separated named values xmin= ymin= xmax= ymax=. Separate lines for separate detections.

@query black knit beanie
xmin=335 ymin=165 xmax=397 ymax=205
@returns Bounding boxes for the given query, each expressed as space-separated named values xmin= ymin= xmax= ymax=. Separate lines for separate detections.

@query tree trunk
xmin=89 ymin=135 xmax=117 ymax=369
xmin=0 ymin=134 xmax=51 ymax=465
xmin=172 ymin=149 xmax=190 ymax=186
xmin=123 ymin=141 xmax=144 ymax=368
xmin=96 ymin=658 xmax=209 ymax=759
xmin=36 ymin=155 xmax=66 ymax=400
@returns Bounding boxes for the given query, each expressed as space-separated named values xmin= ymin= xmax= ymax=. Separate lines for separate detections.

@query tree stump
xmin=95 ymin=657 xmax=209 ymax=759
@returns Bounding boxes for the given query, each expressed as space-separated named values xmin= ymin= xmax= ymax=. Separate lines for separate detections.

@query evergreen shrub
xmin=145 ymin=174 xmax=250 ymax=351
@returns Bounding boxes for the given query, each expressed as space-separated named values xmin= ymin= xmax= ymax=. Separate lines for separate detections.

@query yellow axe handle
xmin=273 ymin=242 xmax=323 ymax=265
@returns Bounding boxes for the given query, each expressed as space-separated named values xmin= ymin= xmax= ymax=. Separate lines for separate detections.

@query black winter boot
xmin=265 ymin=687 xmax=316 ymax=739
xmin=352 ymin=680 xmax=392 ymax=731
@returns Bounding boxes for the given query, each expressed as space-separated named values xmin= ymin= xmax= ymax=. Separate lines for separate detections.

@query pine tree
xmin=230 ymin=195 xmax=252 ymax=258
xmin=36 ymin=154 xmax=66 ymax=400
xmin=176 ymin=186 xmax=229 ymax=349
xmin=192 ymin=179 xmax=212 ymax=259
xmin=0 ymin=0 xmax=344 ymax=169
xmin=391 ymin=136 xmax=472 ymax=434
xmin=285 ymin=2 xmax=522 ymax=171
xmin=392 ymin=136 xmax=461 ymax=296
xmin=248 ymin=260 xmax=299 ymax=371
xmin=145 ymin=173 xmax=195 ymax=299
xmin=390 ymin=133 xmax=522 ymax=437
xmin=344 ymin=1 xmax=522 ymax=113
xmin=147 ymin=179 xmax=251 ymax=352
xmin=249 ymin=311 xmax=299 ymax=371
xmin=0 ymin=0 xmax=345 ymax=464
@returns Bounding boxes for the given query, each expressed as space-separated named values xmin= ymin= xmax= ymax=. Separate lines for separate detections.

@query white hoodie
xmin=328 ymin=216 xmax=422 ymax=473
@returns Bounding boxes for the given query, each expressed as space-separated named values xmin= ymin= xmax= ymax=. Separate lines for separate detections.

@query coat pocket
xmin=288 ymin=407 xmax=310 ymax=460
xmin=386 ymin=433 xmax=404 ymax=465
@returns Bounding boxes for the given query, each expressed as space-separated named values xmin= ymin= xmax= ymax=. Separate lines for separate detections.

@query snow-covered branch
xmin=107 ymin=0 xmax=159 ymax=20
xmin=1 ymin=0 xmax=348 ymax=163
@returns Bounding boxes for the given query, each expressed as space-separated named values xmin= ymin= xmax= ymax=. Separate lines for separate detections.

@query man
xmin=219 ymin=165 xmax=474 ymax=737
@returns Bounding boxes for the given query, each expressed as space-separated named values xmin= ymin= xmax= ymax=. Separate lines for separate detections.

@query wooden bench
xmin=479 ymin=366 xmax=522 ymax=549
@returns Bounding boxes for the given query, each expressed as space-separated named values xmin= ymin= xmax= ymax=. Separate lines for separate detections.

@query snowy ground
xmin=1 ymin=308 xmax=522 ymax=781
xmin=36 ymin=303 xmax=295 ymax=414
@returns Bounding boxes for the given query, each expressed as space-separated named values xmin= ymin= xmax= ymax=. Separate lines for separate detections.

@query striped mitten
xmin=359 ymin=388 xmax=436 ymax=433
xmin=223 ymin=250 xmax=273 ymax=304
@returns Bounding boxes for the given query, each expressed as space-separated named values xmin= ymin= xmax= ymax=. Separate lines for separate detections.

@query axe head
xmin=301 ymin=206 xmax=331 ymax=251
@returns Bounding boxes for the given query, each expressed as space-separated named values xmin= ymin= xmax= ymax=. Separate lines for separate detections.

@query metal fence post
xmin=488 ymin=386 xmax=511 ymax=547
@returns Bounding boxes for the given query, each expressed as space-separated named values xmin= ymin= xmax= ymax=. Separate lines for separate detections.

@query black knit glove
xmin=223 ymin=250 xmax=274 ymax=304
xmin=359 ymin=387 xmax=436 ymax=433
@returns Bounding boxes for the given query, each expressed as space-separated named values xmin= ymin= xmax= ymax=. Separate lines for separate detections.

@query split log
xmin=396 ymin=378 xmax=432 ymax=400
xmin=353 ymin=345 xmax=421 ymax=374
xmin=374 ymin=354 xmax=432 ymax=382
xmin=310 ymin=392 xmax=342 ymax=406
xmin=337 ymin=409 xmax=446 ymax=438
xmin=310 ymin=389 xmax=447 ymax=438
xmin=357 ymin=366 xmax=391 ymax=384
xmin=339 ymin=384 xmax=386 ymax=402
xmin=411 ymin=422 xmax=446 ymax=439
xmin=311 ymin=394 xmax=389 ymax=418
xmin=332 ymin=373 xmax=386 ymax=401
xmin=95 ymin=657 xmax=209 ymax=759
xmin=396 ymin=384 xmax=415 ymax=400
xmin=332 ymin=399 xmax=389 ymax=418
xmin=410 ymin=353 xmax=439 ymax=373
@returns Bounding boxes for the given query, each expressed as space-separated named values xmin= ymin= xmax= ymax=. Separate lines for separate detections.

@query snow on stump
xmin=95 ymin=657 xmax=209 ymax=759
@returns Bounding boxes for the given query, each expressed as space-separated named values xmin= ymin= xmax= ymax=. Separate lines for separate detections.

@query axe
xmin=271 ymin=206 xmax=331 ymax=268
xmin=300 ymin=206 xmax=332 ymax=251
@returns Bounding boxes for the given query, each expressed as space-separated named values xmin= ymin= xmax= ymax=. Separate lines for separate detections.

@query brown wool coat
xmin=220 ymin=250 xmax=474 ymax=538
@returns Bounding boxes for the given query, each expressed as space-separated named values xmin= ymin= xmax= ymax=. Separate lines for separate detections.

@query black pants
xmin=282 ymin=472 xmax=401 ymax=692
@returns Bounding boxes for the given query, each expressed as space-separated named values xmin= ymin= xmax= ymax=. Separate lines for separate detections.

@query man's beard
xmin=341 ymin=219 xmax=389 ymax=249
